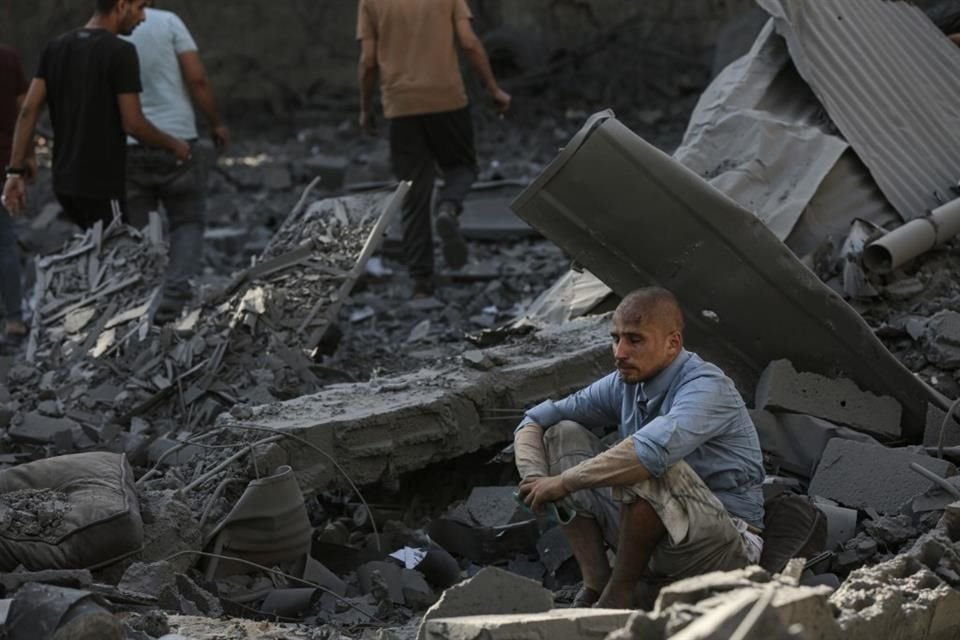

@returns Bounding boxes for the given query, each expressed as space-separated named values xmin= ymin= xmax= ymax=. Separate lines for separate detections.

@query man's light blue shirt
xmin=122 ymin=8 xmax=198 ymax=142
xmin=519 ymin=350 xmax=765 ymax=527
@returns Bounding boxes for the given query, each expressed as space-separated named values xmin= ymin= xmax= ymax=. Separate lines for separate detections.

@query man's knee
xmin=543 ymin=420 xmax=590 ymax=446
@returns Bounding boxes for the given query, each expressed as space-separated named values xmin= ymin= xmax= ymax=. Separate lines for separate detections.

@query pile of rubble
xmin=0 ymin=185 xmax=404 ymax=470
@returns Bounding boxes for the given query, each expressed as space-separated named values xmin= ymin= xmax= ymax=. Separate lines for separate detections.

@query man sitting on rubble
xmin=515 ymin=287 xmax=765 ymax=609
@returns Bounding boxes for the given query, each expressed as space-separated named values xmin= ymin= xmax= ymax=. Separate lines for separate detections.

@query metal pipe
xmin=864 ymin=198 xmax=960 ymax=273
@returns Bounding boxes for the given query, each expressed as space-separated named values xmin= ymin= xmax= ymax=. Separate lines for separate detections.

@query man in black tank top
xmin=2 ymin=0 xmax=190 ymax=229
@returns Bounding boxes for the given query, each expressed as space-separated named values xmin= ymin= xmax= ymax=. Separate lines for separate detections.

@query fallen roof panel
xmin=757 ymin=0 xmax=960 ymax=220
xmin=511 ymin=111 xmax=942 ymax=439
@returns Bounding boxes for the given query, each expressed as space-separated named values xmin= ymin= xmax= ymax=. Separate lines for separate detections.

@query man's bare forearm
xmin=463 ymin=44 xmax=500 ymax=94
xmin=359 ymin=64 xmax=377 ymax=113
xmin=189 ymin=77 xmax=224 ymax=129
xmin=561 ymin=437 xmax=651 ymax=491
xmin=8 ymin=102 xmax=40 ymax=168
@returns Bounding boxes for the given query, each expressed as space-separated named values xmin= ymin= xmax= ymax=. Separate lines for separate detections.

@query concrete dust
xmin=0 ymin=488 xmax=70 ymax=537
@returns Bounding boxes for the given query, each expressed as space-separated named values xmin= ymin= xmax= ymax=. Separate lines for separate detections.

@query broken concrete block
xmin=924 ymin=310 xmax=960 ymax=370
xmin=808 ymin=439 xmax=955 ymax=514
xmin=0 ymin=569 xmax=92 ymax=592
xmin=922 ymin=403 xmax=960 ymax=449
xmin=536 ymin=525 xmax=575 ymax=574
xmin=418 ymin=567 xmax=553 ymax=640
xmin=464 ymin=486 xmax=525 ymax=528
xmin=424 ymin=609 xmax=631 ymax=640
xmin=751 ymin=409 xmax=879 ymax=478
xmin=8 ymin=412 xmax=77 ymax=444
xmin=665 ymin=589 xmax=793 ymax=640
xmin=832 ymin=554 xmax=960 ymax=640
xmin=654 ymin=567 xmax=772 ymax=611
xmin=138 ymin=490 xmax=203 ymax=573
xmin=119 ymin=561 xmax=178 ymax=609
xmin=175 ymin=573 xmax=223 ymax=617
xmin=357 ymin=561 xmax=404 ymax=604
xmin=755 ymin=360 xmax=902 ymax=439
xmin=401 ymin=569 xmax=437 ymax=610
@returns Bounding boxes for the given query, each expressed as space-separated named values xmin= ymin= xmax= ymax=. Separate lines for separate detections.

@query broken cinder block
xmin=808 ymin=439 xmax=955 ymax=514
xmin=755 ymin=360 xmax=902 ymax=439
xmin=750 ymin=409 xmax=879 ymax=478
xmin=417 ymin=567 xmax=553 ymax=640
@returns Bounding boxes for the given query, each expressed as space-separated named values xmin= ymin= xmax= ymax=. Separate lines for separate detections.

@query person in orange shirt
xmin=357 ymin=0 xmax=511 ymax=297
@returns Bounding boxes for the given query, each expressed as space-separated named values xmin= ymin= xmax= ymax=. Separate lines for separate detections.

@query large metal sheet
xmin=511 ymin=111 xmax=940 ymax=439
xmin=676 ymin=21 xmax=848 ymax=241
xmin=757 ymin=0 xmax=960 ymax=220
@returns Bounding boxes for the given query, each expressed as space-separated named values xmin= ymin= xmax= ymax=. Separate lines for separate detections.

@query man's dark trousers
xmin=389 ymin=106 xmax=477 ymax=283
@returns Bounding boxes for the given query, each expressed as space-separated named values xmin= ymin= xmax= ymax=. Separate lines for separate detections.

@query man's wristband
xmin=4 ymin=167 xmax=26 ymax=178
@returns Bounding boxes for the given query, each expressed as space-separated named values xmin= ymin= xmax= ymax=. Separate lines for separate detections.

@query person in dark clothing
xmin=0 ymin=46 xmax=32 ymax=352
xmin=357 ymin=0 xmax=511 ymax=297
xmin=2 ymin=0 xmax=190 ymax=230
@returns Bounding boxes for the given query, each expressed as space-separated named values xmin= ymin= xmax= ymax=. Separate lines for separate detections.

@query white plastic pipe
xmin=863 ymin=198 xmax=960 ymax=273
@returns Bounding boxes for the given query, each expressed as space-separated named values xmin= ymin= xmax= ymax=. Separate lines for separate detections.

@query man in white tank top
xmin=123 ymin=5 xmax=230 ymax=324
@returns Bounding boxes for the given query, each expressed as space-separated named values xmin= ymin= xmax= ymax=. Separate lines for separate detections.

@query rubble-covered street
xmin=5 ymin=1 xmax=960 ymax=639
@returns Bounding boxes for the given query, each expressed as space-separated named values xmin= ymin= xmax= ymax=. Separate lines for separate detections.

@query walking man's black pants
xmin=389 ymin=106 xmax=477 ymax=283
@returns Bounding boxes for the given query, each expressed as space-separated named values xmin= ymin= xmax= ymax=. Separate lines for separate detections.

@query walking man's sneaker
xmin=435 ymin=201 xmax=468 ymax=270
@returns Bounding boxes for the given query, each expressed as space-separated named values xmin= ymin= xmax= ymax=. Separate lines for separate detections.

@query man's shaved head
xmin=614 ymin=287 xmax=684 ymax=336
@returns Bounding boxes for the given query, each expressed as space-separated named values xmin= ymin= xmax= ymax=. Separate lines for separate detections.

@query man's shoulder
xmin=677 ymin=352 xmax=736 ymax=391
xmin=143 ymin=8 xmax=184 ymax=30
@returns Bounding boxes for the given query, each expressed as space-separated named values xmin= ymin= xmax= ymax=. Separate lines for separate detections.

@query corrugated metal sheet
xmin=757 ymin=0 xmax=960 ymax=220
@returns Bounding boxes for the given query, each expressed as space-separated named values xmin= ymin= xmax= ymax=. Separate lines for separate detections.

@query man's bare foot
xmin=595 ymin=581 xmax=635 ymax=609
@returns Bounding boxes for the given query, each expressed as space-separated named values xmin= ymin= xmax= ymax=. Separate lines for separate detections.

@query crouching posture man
xmin=515 ymin=287 xmax=765 ymax=609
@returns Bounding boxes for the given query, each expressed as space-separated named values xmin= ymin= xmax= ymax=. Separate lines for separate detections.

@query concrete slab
xmin=8 ymin=412 xmax=77 ymax=444
xmin=510 ymin=111 xmax=941 ymax=439
xmin=751 ymin=409 xmax=879 ymax=478
xmin=222 ymin=315 xmax=612 ymax=493
xmin=418 ymin=567 xmax=554 ymax=640
xmin=755 ymin=360 xmax=902 ymax=439
xmin=808 ymin=439 xmax=956 ymax=514
xmin=424 ymin=609 xmax=630 ymax=640
xmin=832 ymin=555 xmax=960 ymax=640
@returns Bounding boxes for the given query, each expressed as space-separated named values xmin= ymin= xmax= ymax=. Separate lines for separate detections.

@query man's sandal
xmin=571 ymin=586 xmax=601 ymax=608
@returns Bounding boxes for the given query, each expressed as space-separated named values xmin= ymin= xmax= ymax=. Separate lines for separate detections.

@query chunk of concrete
xmin=424 ymin=609 xmax=631 ymax=640
xmin=831 ymin=555 xmax=960 ymax=640
xmin=751 ymin=409 xmax=879 ymax=478
xmin=808 ymin=439 xmax=955 ymax=514
xmin=755 ymin=360 xmax=902 ymax=439
xmin=924 ymin=310 xmax=960 ymax=370
xmin=357 ymin=561 xmax=404 ymax=604
xmin=8 ymin=412 xmax=77 ymax=444
xmin=417 ymin=567 xmax=553 ymax=640
xmin=119 ymin=561 xmax=178 ymax=610
xmin=654 ymin=567 xmax=772 ymax=611
xmin=464 ymin=486 xmax=525 ymax=528
xmin=666 ymin=589 xmax=795 ymax=640
xmin=402 ymin=569 xmax=437 ymax=610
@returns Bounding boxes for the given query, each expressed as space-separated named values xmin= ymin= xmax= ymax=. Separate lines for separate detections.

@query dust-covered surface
xmin=0 ymin=489 xmax=71 ymax=537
